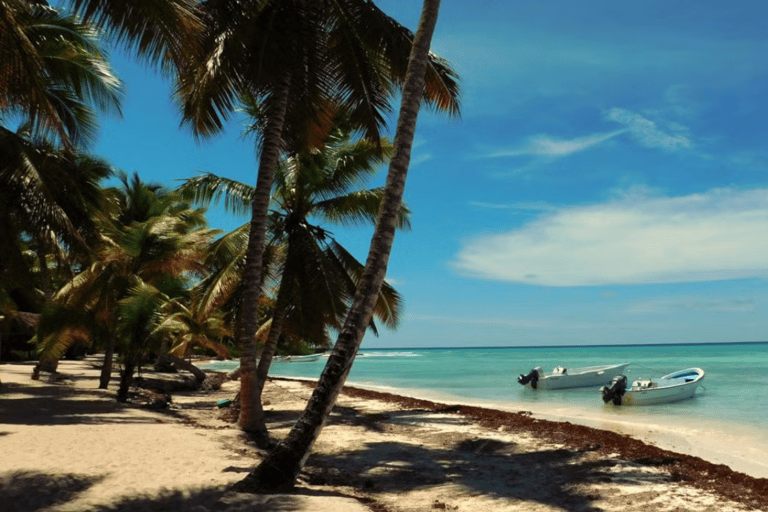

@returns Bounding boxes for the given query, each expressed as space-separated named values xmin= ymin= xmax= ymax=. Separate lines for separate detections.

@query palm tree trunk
xmin=166 ymin=354 xmax=208 ymax=384
xmin=236 ymin=74 xmax=291 ymax=432
xmin=99 ymin=334 xmax=116 ymax=389
xmin=231 ymin=0 xmax=442 ymax=492
xmin=246 ymin=281 xmax=292 ymax=442
xmin=117 ymin=354 xmax=137 ymax=402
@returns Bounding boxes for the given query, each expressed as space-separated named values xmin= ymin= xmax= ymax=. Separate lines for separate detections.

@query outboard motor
xmin=518 ymin=367 xmax=541 ymax=389
xmin=600 ymin=375 xmax=627 ymax=405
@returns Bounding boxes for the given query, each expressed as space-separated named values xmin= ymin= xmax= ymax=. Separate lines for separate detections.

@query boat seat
xmin=633 ymin=379 xmax=653 ymax=388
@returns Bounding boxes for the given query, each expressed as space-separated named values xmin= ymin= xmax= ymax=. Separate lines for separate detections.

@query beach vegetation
xmin=1 ymin=0 xmax=123 ymax=362
xmin=34 ymin=172 xmax=221 ymax=398
xmin=174 ymin=0 xmax=458 ymax=437
xmin=177 ymin=111 xmax=407 ymax=441
xmin=0 ymin=127 xmax=115 ymax=365
xmin=233 ymin=0 xmax=456 ymax=491
xmin=0 ymin=0 xmax=123 ymax=149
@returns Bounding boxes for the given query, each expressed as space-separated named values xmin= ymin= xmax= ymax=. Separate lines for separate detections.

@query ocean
xmin=202 ymin=342 xmax=768 ymax=478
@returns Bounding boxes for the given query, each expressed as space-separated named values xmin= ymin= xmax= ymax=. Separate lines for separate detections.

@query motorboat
xmin=274 ymin=354 xmax=322 ymax=363
xmin=601 ymin=367 xmax=705 ymax=406
xmin=517 ymin=363 xmax=630 ymax=390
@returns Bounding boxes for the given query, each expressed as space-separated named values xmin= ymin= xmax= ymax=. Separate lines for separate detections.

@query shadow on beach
xmin=0 ymin=381 xmax=170 ymax=426
xmin=3 ymin=363 xmax=767 ymax=512
xmin=0 ymin=470 xmax=373 ymax=512
xmin=308 ymin=410 xmax=672 ymax=512
xmin=0 ymin=471 xmax=104 ymax=512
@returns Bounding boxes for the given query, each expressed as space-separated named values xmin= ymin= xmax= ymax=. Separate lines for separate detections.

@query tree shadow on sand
xmin=0 ymin=471 xmax=367 ymax=512
xmin=96 ymin=487 xmax=370 ymax=512
xmin=0 ymin=471 xmax=104 ymax=512
xmin=0 ymin=383 xmax=171 ymax=426
xmin=303 ymin=409 xmax=677 ymax=512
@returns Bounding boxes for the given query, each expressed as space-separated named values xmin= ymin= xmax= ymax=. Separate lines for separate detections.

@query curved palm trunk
xmin=237 ymin=75 xmax=291 ymax=432
xmin=232 ymin=0 xmax=442 ymax=492
xmin=166 ymin=354 xmax=208 ymax=384
xmin=247 ymin=278 xmax=292 ymax=441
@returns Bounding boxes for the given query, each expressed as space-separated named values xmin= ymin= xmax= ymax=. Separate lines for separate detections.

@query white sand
xmin=0 ymin=358 xmax=762 ymax=512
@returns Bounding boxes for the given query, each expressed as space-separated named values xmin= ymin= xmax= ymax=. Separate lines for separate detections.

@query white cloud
xmin=606 ymin=108 xmax=691 ymax=150
xmin=453 ymin=187 xmax=768 ymax=286
xmin=485 ymin=131 xmax=624 ymax=159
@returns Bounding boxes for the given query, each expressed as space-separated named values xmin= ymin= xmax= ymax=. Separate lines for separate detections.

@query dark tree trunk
xmin=166 ymin=354 xmax=207 ymax=384
xmin=246 ymin=284 xmax=291 ymax=443
xmin=231 ymin=0 xmax=442 ymax=492
xmin=117 ymin=354 xmax=137 ymax=402
xmin=99 ymin=335 xmax=115 ymax=389
xmin=236 ymin=75 xmax=291 ymax=432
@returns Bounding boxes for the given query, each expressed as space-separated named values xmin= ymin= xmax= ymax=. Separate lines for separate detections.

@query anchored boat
xmin=274 ymin=354 xmax=323 ymax=363
xmin=517 ymin=363 xmax=630 ymax=390
xmin=601 ymin=367 xmax=705 ymax=405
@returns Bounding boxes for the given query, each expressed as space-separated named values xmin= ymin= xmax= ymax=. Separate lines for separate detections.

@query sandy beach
xmin=1 ymin=357 xmax=766 ymax=512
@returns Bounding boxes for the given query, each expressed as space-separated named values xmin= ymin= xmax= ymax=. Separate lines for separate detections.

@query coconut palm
xmin=0 ymin=125 xmax=114 ymax=360
xmin=36 ymin=173 xmax=220 ymax=395
xmin=0 ymin=0 xmax=123 ymax=149
xmin=178 ymin=118 xmax=407 ymax=439
xmin=178 ymin=0 xmax=459 ymax=433
xmin=152 ymin=297 xmax=232 ymax=384
xmin=233 ymin=0 xmax=447 ymax=491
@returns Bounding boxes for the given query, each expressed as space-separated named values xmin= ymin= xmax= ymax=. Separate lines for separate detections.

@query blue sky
xmin=83 ymin=1 xmax=768 ymax=348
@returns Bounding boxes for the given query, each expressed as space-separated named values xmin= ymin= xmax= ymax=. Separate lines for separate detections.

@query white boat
xmin=517 ymin=363 xmax=630 ymax=390
xmin=274 ymin=354 xmax=322 ymax=363
xmin=600 ymin=367 xmax=705 ymax=406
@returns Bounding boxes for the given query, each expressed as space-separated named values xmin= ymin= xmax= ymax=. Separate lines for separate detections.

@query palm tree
xmin=0 ymin=126 xmax=115 ymax=371
xmin=153 ymin=298 xmax=232 ymax=383
xmin=178 ymin=0 xmax=459 ymax=433
xmin=178 ymin=118 xmax=407 ymax=440
xmin=233 ymin=0 xmax=447 ymax=491
xmin=36 ymin=173 xmax=220 ymax=395
xmin=0 ymin=1 xmax=123 ymax=149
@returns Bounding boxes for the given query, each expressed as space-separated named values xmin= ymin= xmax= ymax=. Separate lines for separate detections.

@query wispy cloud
xmin=483 ymin=131 xmax=625 ymax=159
xmin=477 ymin=106 xmax=692 ymax=169
xmin=453 ymin=187 xmax=768 ymax=286
xmin=410 ymin=152 xmax=433 ymax=167
xmin=605 ymin=108 xmax=691 ymax=150
xmin=468 ymin=200 xmax=559 ymax=213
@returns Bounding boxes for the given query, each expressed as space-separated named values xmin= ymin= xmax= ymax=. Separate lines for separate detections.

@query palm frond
xmin=175 ymin=173 xmax=254 ymax=216
xmin=69 ymin=0 xmax=202 ymax=74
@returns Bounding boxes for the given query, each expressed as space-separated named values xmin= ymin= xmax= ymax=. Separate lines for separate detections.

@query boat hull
xmin=274 ymin=354 xmax=322 ymax=363
xmin=529 ymin=363 xmax=631 ymax=390
xmin=617 ymin=368 xmax=704 ymax=406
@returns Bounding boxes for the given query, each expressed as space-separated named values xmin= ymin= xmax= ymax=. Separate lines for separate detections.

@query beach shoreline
xmin=2 ymin=358 xmax=767 ymax=511
xmin=330 ymin=378 xmax=768 ymax=480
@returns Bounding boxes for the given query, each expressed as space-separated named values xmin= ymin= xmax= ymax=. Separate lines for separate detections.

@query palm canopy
xmin=0 ymin=0 xmax=123 ymax=148
xmin=36 ymin=172 xmax=220 ymax=362
xmin=177 ymin=124 xmax=407 ymax=347
xmin=179 ymin=0 xmax=460 ymax=142
xmin=0 ymin=125 xmax=113 ymax=311
xmin=67 ymin=0 xmax=202 ymax=73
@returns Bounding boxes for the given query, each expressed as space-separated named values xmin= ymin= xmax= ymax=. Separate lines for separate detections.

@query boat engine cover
xmin=517 ymin=368 xmax=540 ymax=388
xmin=600 ymin=375 xmax=627 ymax=405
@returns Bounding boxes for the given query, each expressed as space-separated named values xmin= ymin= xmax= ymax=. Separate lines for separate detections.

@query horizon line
xmin=361 ymin=340 xmax=768 ymax=351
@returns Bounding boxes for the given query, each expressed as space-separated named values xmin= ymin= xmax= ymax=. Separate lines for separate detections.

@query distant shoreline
xmin=360 ymin=340 xmax=768 ymax=350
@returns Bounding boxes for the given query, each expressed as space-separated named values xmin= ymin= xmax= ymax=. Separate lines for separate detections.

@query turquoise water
xmin=203 ymin=342 xmax=768 ymax=476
